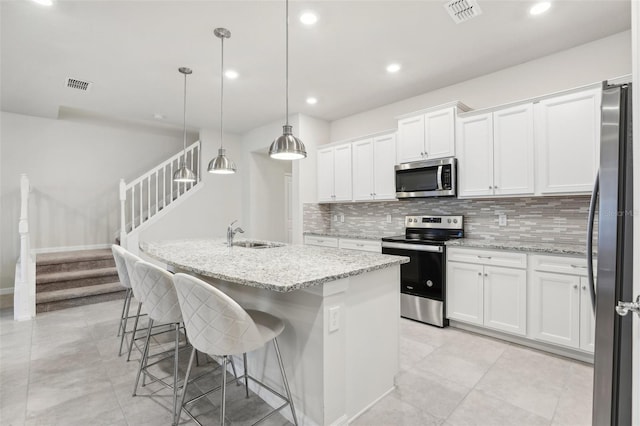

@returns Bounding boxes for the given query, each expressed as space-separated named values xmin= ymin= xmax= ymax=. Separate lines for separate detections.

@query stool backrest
xmin=119 ymin=248 xmax=145 ymax=302
xmin=111 ymin=244 xmax=131 ymax=289
xmin=134 ymin=260 xmax=182 ymax=324
xmin=173 ymin=273 xmax=263 ymax=356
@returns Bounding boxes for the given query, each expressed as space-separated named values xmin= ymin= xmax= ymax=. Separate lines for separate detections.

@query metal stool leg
xmin=274 ymin=338 xmax=298 ymax=426
xmin=117 ymin=288 xmax=130 ymax=337
xmin=126 ymin=301 xmax=143 ymax=361
xmin=243 ymin=352 xmax=249 ymax=397
xmin=133 ymin=318 xmax=153 ymax=396
xmin=172 ymin=322 xmax=180 ymax=422
xmin=118 ymin=289 xmax=133 ymax=356
xmin=221 ymin=356 xmax=228 ymax=426
xmin=174 ymin=347 xmax=197 ymax=426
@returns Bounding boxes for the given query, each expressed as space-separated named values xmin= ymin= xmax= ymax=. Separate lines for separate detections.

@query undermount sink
xmin=232 ymin=241 xmax=284 ymax=249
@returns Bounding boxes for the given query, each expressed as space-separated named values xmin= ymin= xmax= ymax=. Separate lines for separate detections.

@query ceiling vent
xmin=65 ymin=77 xmax=93 ymax=92
xmin=444 ymin=0 xmax=482 ymax=24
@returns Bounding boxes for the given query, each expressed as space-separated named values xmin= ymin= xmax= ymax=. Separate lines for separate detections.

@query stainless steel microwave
xmin=395 ymin=157 xmax=457 ymax=199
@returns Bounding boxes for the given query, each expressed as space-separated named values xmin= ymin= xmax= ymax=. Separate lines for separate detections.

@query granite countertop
xmin=303 ymin=231 xmax=389 ymax=241
xmin=445 ymin=239 xmax=591 ymax=256
xmin=140 ymin=238 xmax=409 ymax=293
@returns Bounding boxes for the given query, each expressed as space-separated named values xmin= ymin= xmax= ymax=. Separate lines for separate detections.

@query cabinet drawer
xmin=447 ymin=248 xmax=527 ymax=269
xmin=339 ymin=238 xmax=381 ymax=253
xmin=531 ymin=255 xmax=595 ymax=276
xmin=304 ymin=235 xmax=338 ymax=248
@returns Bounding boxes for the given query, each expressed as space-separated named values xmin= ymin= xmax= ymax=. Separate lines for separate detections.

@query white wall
xmin=0 ymin=111 xmax=189 ymax=290
xmin=138 ymin=128 xmax=243 ymax=242
xmin=330 ymin=30 xmax=632 ymax=142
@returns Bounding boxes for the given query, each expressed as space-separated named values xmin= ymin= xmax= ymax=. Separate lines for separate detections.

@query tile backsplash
xmin=303 ymin=196 xmax=595 ymax=246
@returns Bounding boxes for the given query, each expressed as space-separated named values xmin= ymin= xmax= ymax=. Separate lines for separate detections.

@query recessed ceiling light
xmin=306 ymin=97 xmax=318 ymax=105
xmin=32 ymin=0 xmax=53 ymax=5
xmin=300 ymin=12 xmax=318 ymax=25
xmin=386 ymin=63 xmax=401 ymax=73
xmin=529 ymin=1 xmax=551 ymax=15
xmin=153 ymin=113 xmax=165 ymax=120
xmin=225 ymin=70 xmax=239 ymax=79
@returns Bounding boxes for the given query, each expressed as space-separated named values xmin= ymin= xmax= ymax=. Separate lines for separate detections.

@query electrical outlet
xmin=328 ymin=306 xmax=340 ymax=332
xmin=340 ymin=214 xmax=345 ymax=223
xmin=386 ymin=214 xmax=392 ymax=223
xmin=498 ymin=213 xmax=507 ymax=226
xmin=333 ymin=214 xmax=338 ymax=222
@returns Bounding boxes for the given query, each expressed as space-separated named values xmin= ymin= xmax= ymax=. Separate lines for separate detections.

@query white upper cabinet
xmin=535 ymin=88 xmax=601 ymax=194
xmin=397 ymin=115 xmax=425 ymax=163
xmin=493 ymin=103 xmax=535 ymax=196
xmin=317 ymin=144 xmax=352 ymax=203
xmin=397 ymin=104 xmax=464 ymax=163
xmin=457 ymin=104 xmax=534 ymax=198
xmin=372 ymin=133 xmax=397 ymax=200
xmin=456 ymin=113 xmax=494 ymax=197
xmin=352 ymin=133 xmax=397 ymax=201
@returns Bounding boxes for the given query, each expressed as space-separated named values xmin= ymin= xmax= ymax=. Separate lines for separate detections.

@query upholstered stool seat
xmin=172 ymin=273 xmax=298 ymax=426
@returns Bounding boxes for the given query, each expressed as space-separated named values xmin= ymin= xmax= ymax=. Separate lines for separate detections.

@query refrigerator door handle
xmin=587 ymin=170 xmax=599 ymax=314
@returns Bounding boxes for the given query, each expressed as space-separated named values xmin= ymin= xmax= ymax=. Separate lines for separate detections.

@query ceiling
xmin=1 ymin=0 xmax=631 ymax=135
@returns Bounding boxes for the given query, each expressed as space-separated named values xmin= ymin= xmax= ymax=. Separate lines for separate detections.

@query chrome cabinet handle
xmin=489 ymin=186 xmax=493 ymax=189
xmin=424 ymin=152 xmax=428 ymax=157
xmin=573 ymin=284 xmax=578 ymax=289
xmin=494 ymin=185 xmax=498 ymax=189
xmin=582 ymin=285 xmax=587 ymax=290
xmin=484 ymin=273 xmax=488 ymax=277
xmin=477 ymin=272 xmax=482 ymax=276
xmin=570 ymin=264 xmax=587 ymax=269
xmin=477 ymin=255 xmax=492 ymax=259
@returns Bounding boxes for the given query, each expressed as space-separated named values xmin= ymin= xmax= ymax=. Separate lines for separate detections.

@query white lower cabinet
xmin=530 ymin=254 xmax=595 ymax=353
xmin=304 ymin=235 xmax=381 ymax=253
xmin=303 ymin=235 xmax=338 ymax=248
xmin=447 ymin=249 xmax=527 ymax=336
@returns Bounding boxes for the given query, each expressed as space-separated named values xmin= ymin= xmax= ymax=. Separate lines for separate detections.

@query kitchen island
xmin=140 ymin=239 xmax=409 ymax=426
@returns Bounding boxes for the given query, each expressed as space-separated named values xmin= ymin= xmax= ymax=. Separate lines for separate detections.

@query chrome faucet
xmin=227 ymin=220 xmax=244 ymax=247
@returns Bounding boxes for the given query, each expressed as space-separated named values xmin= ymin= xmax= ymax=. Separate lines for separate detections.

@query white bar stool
xmin=132 ymin=260 xmax=185 ymax=420
xmin=172 ymin=273 xmax=298 ymax=426
xmin=111 ymin=245 xmax=143 ymax=357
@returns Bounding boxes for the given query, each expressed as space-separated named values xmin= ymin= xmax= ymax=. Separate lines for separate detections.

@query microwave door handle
xmin=437 ymin=165 xmax=443 ymax=190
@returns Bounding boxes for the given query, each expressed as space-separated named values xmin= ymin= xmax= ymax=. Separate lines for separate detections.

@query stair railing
xmin=14 ymin=173 xmax=36 ymax=321
xmin=119 ymin=141 xmax=201 ymax=249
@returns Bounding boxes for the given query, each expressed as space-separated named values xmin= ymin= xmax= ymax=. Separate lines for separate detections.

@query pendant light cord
xmin=220 ymin=35 xmax=225 ymax=150
xmin=285 ymin=0 xmax=289 ymax=126
xmin=182 ymin=72 xmax=187 ymax=159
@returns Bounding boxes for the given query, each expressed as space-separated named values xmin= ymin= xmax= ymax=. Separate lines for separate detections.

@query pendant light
xmin=268 ymin=0 xmax=307 ymax=160
xmin=208 ymin=28 xmax=237 ymax=174
xmin=173 ymin=67 xmax=197 ymax=183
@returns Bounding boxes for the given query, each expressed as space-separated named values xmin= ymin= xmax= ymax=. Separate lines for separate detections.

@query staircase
xmin=35 ymin=248 xmax=124 ymax=313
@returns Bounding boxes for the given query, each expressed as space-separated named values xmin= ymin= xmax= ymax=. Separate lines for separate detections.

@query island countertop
xmin=140 ymin=239 xmax=409 ymax=292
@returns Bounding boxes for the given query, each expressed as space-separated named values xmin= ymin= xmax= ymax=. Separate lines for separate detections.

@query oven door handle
xmin=437 ymin=165 xmax=443 ymax=190
xmin=382 ymin=242 xmax=443 ymax=253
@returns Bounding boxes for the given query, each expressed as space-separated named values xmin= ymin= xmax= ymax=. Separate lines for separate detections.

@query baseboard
xmin=33 ymin=243 xmax=112 ymax=254
xmin=347 ymin=386 xmax=395 ymax=424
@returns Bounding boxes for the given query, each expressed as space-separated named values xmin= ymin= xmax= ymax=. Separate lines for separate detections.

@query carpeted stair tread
xmin=36 ymin=248 xmax=113 ymax=266
xmin=37 ymin=267 xmax=118 ymax=284
xmin=36 ymin=282 xmax=124 ymax=304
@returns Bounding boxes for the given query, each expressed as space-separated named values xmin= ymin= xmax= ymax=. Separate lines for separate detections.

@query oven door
xmin=381 ymin=242 xmax=444 ymax=300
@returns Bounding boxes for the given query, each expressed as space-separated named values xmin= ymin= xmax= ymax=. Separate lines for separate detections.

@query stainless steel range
xmin=381 ymin=215 xmax=463 ymax=327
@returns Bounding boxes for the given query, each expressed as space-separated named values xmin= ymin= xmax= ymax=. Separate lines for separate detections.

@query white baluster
xmin=119 ymin=179 xmax=127 ymax=246
xmin=147 ymin=175 xmax=151 ymax=222
xmin=155 ymin=170 xmax=159 ymax=215
xmin=170 ymin=161 xmax=174 ymax=203
xmin=138 ymin=181 xmax=143 ymax=224
xmin=14 ymin=173 xmax=35 ymax=320
xmin=189 ymin=150 xmax=193 ymax=189
xmin=131 ymin=185 xmax=136 ymax=230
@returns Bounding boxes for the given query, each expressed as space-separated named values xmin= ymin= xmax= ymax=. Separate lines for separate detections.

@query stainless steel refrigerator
xmin=587 ymin=81 xmax=633 ymax=425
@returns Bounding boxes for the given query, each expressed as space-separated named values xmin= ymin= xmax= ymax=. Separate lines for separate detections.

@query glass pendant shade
xmin=173 ymin=67 xmax=197 ymax=183
xmin=208 ymin=148 xmax=236 ymax=174
xmin=269 ymin=125 xmax=306 ymax=160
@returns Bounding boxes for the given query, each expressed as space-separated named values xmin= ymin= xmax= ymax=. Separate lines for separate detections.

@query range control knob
xmin=453 ymin=219 xmax=458 ymax=223
xmin=447 ymin=219 xmax=452 ymax=223
xmin=426 ymin=280 xmax=433 ymax=287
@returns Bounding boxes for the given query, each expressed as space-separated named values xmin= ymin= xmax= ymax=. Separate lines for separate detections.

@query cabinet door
xmin=424 ymin=107 xmax=456 ymax=159
xmin=483 ymin=266 xmax=527 ymax=335
xmin=372 ymin=133 xmax=397 ymax=200
xmin=535 ymin=88 xmax=601 ymax=194
xmin=580 ymin=277 xmax=596 ymax=353
xmin=456 ymin=113 xmax=494 ymax=197
xmin=530 ymin=271 xmax=580 ymax=348
xmin=352 ymin=138 xmax=374 ymax=201
xmin=446 ymin=262 xmax=484 ymax=325
xmin=333 ymin=144 xmax=353 ymax=202
xmin=317 ymin=147 xmax=335 ymax=202
xmin=397 ymin=115 xmax=425 ymax=163
xmin=493 ymin=104 xmax=535 ymax=196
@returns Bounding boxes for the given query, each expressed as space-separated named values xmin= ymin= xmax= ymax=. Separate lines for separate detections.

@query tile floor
xmin=0 ymin=300 xmax=593 ymax=425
